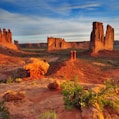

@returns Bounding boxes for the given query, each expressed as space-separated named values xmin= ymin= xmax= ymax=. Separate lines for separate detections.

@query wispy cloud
xmin=0 ymin=8 xmax=119 ymax=43
xmin=0 ymin=0 xmax=119 ymax=43
xmin=58 ymin=3 xmax=100 ymax=10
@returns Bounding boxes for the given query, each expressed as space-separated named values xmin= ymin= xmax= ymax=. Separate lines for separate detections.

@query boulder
xmin=48 ymin=80 xmax=61 ymax=90
xmin=3 ymin=90 xmax=25 ymax=102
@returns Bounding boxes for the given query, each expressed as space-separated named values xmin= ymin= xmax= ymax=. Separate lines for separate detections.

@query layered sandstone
xmin=47 ymin=37 xmax=89 ymax=51
xmin=14 ymin=40 xmax=20 ymax=49
xmin=105 ymin=25 xmax=114 ymax=50
xmin=0 ymin=28 xmax=17 ymax=50
xmin=19 ymin=43 xmax=47 ymax=48
xmin=70 ymin=50 xmax=77 ymax=61
xmin=90 ymin=22 xmax=114 ymax=53
xmin=0 ymin=28 xmax=12 ymax=43
xmin=47 ymin=37 xmax=71 ymax=51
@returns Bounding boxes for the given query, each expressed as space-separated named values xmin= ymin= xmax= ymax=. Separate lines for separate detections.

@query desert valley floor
xmin=0 ymin=47 xmax=119 ymax=119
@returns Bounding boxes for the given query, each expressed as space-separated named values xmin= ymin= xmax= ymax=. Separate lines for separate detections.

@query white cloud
xmin=0 ymin=8 xmax=119 ymax=43
xmin=59 ymin=3 xmax=100 ymax=10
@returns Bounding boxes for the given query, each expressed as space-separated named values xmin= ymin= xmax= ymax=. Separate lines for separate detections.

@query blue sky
xmin=0 ymin=0 xmax=119 ymax=43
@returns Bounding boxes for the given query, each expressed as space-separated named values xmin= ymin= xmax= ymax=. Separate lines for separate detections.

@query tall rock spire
xmin=90 ymin=22 xmax=114 ymax=53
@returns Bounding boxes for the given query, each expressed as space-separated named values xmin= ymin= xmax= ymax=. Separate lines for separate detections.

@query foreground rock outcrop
xmin=0 ymin=79 xmax=118 ymax=119
xmin=90 ymin=22 xmax=114 ymax=53
xmin=24 ymin=58 xmax=50 ymax=80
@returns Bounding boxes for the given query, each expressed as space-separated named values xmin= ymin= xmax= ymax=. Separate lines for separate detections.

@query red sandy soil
xmin=1 ymin=50 xmax=119 ymax=84
xmin=0 ymin=78 xmax=119 ymax=119
xmin=0 ymin=78 xmax=118 ymax=119
xmin=47 ymin=59 xmax=119 ymax=84
xmin=0 ymin=79 xmax=85 ymax=119
xmin=0 ymin=49 xmax=119 ymax=119
xmin=0 ymin=54 xmax=26 ymax=80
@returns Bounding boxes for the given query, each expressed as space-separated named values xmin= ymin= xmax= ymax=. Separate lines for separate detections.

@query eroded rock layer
xmin=90 ymin=22 xmax=114 ymax=53
xmin=0 ymin=28 xmax=18 ymax=50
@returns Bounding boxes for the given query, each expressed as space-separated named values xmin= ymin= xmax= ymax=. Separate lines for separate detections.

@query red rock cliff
xmin=0 ymin=28 xmax=18 ymax=50
xmin=47 ymin=37 xmax=71 ymax=51
xmin=90 ymin=22 xmax=114 ymax=53
xmin=47 ymin=37 xmax=89 ymax=51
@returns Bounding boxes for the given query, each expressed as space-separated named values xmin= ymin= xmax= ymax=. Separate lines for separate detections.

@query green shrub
xmin=6 ymin=77 xmax=14 ymax=84
xmin=61 ymin=80 xmax=96 ymax=110
xmin=15 ymin=78 xmax=23 ymax=83
xmin=61 ymin=79 xmax=119 ymax=111
xmin=39 ymin=110 xmax=57 ymax=119
xmin=0 ymin=101 xmax=11 ymax=119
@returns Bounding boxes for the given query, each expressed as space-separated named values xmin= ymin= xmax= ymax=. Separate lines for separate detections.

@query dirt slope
xmin=47 ymin=59 xmax=119 ymax=84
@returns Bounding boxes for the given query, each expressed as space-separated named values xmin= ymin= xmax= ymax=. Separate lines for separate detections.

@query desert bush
xmin=61 ymin=79 xmax=119 ymax=111
xmin=0 ymin=101 xmax=11 ymax=119
xmin=15 ymin=78 xmax=23 ymax=83
xmin=6 ymin=76 xmax=14 ymax=84
xmin=39 ymin=110 xmax=57 ymax=119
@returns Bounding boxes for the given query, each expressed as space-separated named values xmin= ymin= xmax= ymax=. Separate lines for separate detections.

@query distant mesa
xmin=19 ymin=43 xmax=47 ymax=48
xmin=19 ymin=38 xmax=89 ymax=50
xmin=47 ymin=37 xmax=70 ymax=51
xmin=0 ymin=21 xmax=115 ymax=53
xmin=0 ymin=28 xmax=18 ymax=50
xmin=90 ymin=22 xmax=114 ymax=54
xmin=47 ymin=37 xmax=89 ymax=51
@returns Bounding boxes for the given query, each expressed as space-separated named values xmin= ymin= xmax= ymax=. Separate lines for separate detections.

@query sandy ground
xmin=0 ymin=78 xmax=86 ymax=119
xmin=47 ymin=59 xmax=119 ymax=84
xmin=0 ymin=51 xmax=119 ymax=119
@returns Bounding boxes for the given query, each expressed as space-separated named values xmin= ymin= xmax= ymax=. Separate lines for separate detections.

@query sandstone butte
xmin=47 ymin=37 xmax=89 ymax=51
xmin=47 ymin=37 xmax=71 ymax=51
xmin=90 ymin=22 xmax=114 ymax=54
xmin=0 ymin=28 xmax=18 ymax=50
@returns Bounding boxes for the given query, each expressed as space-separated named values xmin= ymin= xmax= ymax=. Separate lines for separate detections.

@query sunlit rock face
xmin=47 ymin=37 xmax=71 ymax=51
xmin=90 ymin=22 xmax=114 ymax=54
xmin=14 ymin=40 xmax=20 ymax=49
xmin=47 ymin=37 xmax=90 ymax=51
xmin=105 ymin=25 xmax=114 ymax=50
xmin=0 ymin=28 xmax=12 ymax=43
xmin=0 ymin=28 xmax=18 ymax=50
xmin=24 ymin=58 xmax=50 ymax=80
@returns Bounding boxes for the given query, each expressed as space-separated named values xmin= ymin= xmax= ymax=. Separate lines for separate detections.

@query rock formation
xmin=70 ymin=50 xmax=77 ymax=61
xmin=47 ymin=37 xmax=89 ymax=51
xmin=14 ymin=40 xmax=20 ymax=49
xmin=3 ymin=90 xmax=25 ymax=102
xmin=90 ymin=22 xmax=114 ymax=53
xmin=0 ymin=28 xmax=18 ymax=50
xmin=24 ymin=58 xmax=50 ymax=80
xmin=47 ymin=37 xmax=71 ymax=51
xmin=19 ymin=43 xmax=47 ymax=48
xmin=105 ymin=25 xmax=114 ymax=50
xmin=0 ymin=28 xmax=12 ymax=43
xmin=48 ymin=80 xmax=61 ymax=90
